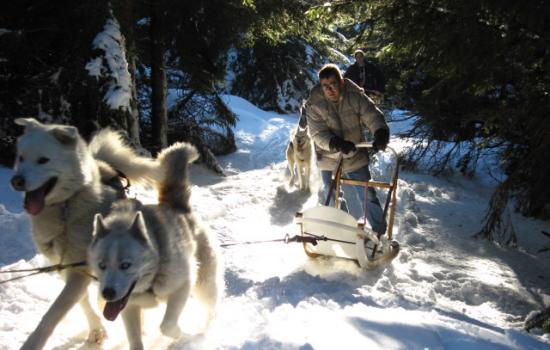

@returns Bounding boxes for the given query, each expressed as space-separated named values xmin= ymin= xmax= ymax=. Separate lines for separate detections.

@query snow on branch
xmin=85 ymin=18 xmax=131 ymax=112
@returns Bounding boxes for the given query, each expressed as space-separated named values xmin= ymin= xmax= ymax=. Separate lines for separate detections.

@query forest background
xmin=0 ymin=1 xmax=549 ymax=259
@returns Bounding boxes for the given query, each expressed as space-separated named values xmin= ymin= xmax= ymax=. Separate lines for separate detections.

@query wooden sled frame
xmin=295 ymin=142 xmax=400 ymax=269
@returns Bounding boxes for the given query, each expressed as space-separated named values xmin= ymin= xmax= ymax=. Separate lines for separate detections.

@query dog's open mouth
xmin=103 ymin=281 xmax=136 ymax=321
xmin=24 ymin=177 xmax=57 ymax=216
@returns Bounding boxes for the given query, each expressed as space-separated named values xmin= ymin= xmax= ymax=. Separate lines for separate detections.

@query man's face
xmin=320 ymin=76 xmax=342 ymax=103
xmin=355 ymin=53 xmax=365 ymax=65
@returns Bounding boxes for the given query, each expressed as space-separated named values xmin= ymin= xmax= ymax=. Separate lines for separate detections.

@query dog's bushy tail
xmin=156 ymin=142 xmax=199 ymax=213
xmin=89 ymin=129 xmax=160 ymax=186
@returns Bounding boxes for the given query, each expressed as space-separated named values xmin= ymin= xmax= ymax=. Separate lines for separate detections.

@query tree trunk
xmin=115 ymin=0 xmax=141 ymax=145
xmin=127 ymin=54 xmax=141 ymax=145
xmin=150 ymin=0 xmax=167 ymax=150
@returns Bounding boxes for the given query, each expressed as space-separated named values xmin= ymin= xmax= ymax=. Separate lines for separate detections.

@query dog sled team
xmin=11 ymin=118 xmax=221 ymax=350
xmin=8 ymin=63 xmax=393 ymax=349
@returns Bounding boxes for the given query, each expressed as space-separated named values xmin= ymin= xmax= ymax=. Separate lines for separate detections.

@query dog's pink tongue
xmin=24 ymin=189 xmax=46 ymax=216
xmin=103 ymin=283 xmax=135 ymax=321
xmin=103 ymin=300 xmax=125 ymax=321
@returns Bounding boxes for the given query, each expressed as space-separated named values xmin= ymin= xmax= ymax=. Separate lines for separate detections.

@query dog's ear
xmin=92 ymin=213 xmax=109 ymax=243
xmin=298 ymin=115 xmax=307 ymax=129
xmin=50 ymin=126 xmax=79 ymax=146
xmin=130 ymin=211 xmax=150 ymax=246
xmin=14 ymin=118 xmax=42 ymax=131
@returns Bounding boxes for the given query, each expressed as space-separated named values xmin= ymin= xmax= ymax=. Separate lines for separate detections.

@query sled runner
xmin=295 ymin=142 xmax=400 ymax=269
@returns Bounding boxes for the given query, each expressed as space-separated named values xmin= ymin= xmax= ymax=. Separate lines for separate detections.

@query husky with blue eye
xmin=11 ymin=118 xmax=160 ymax=350
xmin=88 ymin=142 xmax=222 ymax=350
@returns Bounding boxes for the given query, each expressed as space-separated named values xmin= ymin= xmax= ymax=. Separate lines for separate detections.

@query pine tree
xmin=0 ymin=1 xmax=140 ymax=153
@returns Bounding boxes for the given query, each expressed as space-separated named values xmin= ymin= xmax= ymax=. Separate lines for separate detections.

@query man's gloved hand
xmin=373 ymin=129 xmax=389 ymax=152
xmin=329 ymin=136 xmax=356 ymax=155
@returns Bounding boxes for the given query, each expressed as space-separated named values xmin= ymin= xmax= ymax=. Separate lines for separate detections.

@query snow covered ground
xmin=0 ymin=95 xmax=549 ymax=349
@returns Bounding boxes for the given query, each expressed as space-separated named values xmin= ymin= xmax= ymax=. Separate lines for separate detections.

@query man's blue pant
xmin=321 ymin=164 xmax=387 ymax=234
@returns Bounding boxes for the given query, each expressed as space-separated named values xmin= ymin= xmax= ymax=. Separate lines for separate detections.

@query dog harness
xmin=102 ymin=170 xmax=131 ymax=199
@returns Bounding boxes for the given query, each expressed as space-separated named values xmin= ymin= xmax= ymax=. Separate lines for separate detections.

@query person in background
xmin=304 ymin=63 xmax=389 ymax=234
xmin=344 ymin=49 xmax=385 ymax=97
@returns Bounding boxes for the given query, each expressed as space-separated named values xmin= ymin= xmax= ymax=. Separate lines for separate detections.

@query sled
xmin=294 ymin=142 xmax=400 ymax=269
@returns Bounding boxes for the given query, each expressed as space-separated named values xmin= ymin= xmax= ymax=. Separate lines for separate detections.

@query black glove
xmin=373 ymin=129 xmax=389 ymax=152
xmin=329 ymin=136 xmax=356 ymax=155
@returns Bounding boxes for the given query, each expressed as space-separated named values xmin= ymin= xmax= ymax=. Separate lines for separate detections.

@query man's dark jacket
xmin=344 ymin=61 xmax=385 ymax=93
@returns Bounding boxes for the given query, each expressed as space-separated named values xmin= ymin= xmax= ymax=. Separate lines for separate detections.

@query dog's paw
xmin=87 ymin=327 xmax=107 ymax=345
xmin=160 ymin=322 xmax=183 ymax=339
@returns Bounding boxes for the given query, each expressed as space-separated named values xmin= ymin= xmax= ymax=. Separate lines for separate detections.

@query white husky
xmin=286 ymin=125 xmax=313 ymax=191
xmin=11 ymin=118 xmax=159 ymax=350
xmin=88 ymin=142 xmax=221 ymax=350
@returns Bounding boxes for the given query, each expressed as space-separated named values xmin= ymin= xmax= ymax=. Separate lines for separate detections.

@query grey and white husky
xmin=286 ymin=125 xmax=313 ymax=191
xmin=88 ymin=142 xmax=222 ymax=350
xmin=11 ymin=118 xmax=159 ymax=350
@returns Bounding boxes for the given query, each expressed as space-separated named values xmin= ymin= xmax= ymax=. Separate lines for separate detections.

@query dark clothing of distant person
xmin=344 ymin=60 xmax=385 ymax=93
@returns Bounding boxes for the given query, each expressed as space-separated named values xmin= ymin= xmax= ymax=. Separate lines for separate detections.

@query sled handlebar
xmin=354 ymin=142 xmax=373 ymax=149
xmin=354 ymin=142 xmax=397 ymax=157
